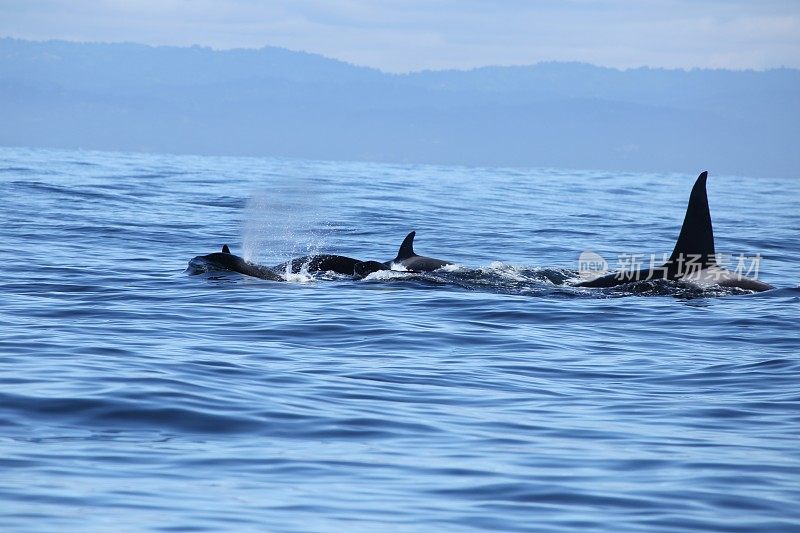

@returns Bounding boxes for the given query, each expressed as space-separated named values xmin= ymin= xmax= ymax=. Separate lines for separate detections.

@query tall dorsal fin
xmin=222 ymin=244 xmax=231 ymax=254
xmin=395 ymin=231 xmax=416 ymax=260
xmin=668 ymin=171 xmax=716 ymax=267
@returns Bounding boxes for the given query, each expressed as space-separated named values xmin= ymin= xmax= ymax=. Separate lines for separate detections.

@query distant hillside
xmin=1 ymin=38 xmax=798 ymax=177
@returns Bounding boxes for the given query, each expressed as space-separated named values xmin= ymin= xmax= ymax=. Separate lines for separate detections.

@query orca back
xmin=353 ymin=260 xmax=389 ymax=278
xmin=387 ymin=231 xmax=453 ymax=272
xmin=274 ymin=254 xmax=363 ymax=275
xmin=189 ymin=245 xmax=283 ymax=281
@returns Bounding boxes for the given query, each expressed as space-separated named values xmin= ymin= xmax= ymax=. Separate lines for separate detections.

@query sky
xmin=1 ymin=0 xmax=799 ymax=72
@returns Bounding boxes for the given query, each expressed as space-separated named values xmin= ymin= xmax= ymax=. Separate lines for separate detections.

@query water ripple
xmin=1 ymin=146 xmax=798 ymax=531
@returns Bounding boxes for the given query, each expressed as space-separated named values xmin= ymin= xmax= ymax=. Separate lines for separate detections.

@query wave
xmin=188 ymin=257 xmax=768 ymax=299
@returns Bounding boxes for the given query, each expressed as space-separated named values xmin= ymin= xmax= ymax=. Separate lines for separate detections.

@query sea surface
xmin=1 ymin=146 xmax=799 ymax=532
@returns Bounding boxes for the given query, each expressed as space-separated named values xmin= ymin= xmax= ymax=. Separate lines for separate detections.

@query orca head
xmin=354 ymin=260 xmax=389 ymax=278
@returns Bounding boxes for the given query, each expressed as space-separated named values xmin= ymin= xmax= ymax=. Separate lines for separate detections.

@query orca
xmin=384 ymin=231 xmax=454 ymax=272
xmin=353 ymin=260 xmax=390 ymax=278
xmin=576 ymin=171 xmax=773 ymax=292
xmin=188 ymin=244 xmax=284 ymax=281
xmin=272 ymin=254 xmax=385 ymax=276
xmin=189 ymin=245 xmax=389 ymax=280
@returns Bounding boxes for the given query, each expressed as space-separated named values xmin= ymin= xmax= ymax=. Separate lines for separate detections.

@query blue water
xmin=1 ymin=146 xmax=799 ymax=532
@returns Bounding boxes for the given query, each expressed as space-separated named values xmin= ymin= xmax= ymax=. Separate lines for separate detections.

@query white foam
xmin=281 ymin=260 xmax=315 ymax=283
xmin=438 ymin=263 xmax=463 ymax=272
xmin=482 ymin=261 xmax=529 ymax=281
xmin=363 ymin=269 xmax=413 ymax=281
xmin=282 ymin=271 xmax=316 ymax=283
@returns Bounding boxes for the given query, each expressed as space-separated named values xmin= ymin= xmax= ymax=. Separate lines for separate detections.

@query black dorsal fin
xmin=668 ymin=171 xmax=715 ymax=267
xmin=395 ymin=231 xmax=416 ymax=260
xmin=222 ymin=244 xmax=231 ymax=254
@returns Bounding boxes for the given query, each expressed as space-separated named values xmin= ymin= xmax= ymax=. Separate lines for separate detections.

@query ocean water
xmin=1 ymin=146 xmax=799 ymax=532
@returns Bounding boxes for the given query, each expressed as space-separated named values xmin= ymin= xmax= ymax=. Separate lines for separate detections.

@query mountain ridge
xmin=2 ymin=37 xmax=797 ymax=177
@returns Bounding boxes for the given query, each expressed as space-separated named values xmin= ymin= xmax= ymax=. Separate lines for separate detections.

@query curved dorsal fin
xmin=668 ymin=171 xmax=715 ymax=266
xmin=222 ymin=244 xmax=231 ymax=254
xmin=395 ymin=231 xmax=416 ymax=260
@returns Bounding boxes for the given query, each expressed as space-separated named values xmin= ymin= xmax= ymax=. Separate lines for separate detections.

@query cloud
xmin=1 ymin=0 xmax=799 ymax=71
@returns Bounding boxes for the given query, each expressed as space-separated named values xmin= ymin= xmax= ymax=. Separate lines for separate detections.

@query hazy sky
xmin=2 ymin=0 xmax=799 ymax=72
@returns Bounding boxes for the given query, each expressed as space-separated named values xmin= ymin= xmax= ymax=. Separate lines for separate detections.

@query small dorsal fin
xmin=395 ymin=231 xmax=416 ymax=260
xmin=668 ymin=171 xmax=716 ymax=267
xmin=222 ymin=244 xmax=231 ymax=254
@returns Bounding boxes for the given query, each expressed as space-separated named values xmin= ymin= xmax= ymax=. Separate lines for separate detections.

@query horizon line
xmin=3 ymin=36 xmax=798 ymax=76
